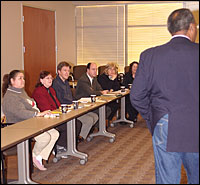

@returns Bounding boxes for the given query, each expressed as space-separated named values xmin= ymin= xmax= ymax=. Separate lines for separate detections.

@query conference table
xmin=1 ymin=90 xmax=131 ymax=184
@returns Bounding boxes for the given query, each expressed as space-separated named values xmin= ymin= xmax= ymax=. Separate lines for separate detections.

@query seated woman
xmin=97 ymin=62 xmax=120 ymax=123
xmin=2 ymin=70 xmax=59 ymax=171
xmin=32 ymin=71 xmax=82 ymax=153
xmin=122 ymin=61 xmax=139 ymax=123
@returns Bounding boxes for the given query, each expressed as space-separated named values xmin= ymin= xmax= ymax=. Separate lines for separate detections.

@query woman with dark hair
xmin=2 ymin=70 xmax=59 ymax=171
xmin=32 ymin=71 xmax=82 ymax=155
xmin=122 ymin=61 xmax=139 ymax=123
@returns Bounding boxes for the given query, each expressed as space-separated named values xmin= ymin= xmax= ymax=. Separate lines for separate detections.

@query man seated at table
xmin=52 ymin=61 xmax=98 ymax=142
xmin=75 ymin=62 xmax=112 ymax=128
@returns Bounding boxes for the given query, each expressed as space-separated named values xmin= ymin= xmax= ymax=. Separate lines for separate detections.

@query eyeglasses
xmin=44 ymin=77 xmax=53 ymax=80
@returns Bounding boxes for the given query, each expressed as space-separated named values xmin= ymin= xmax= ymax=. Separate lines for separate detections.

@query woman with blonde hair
xmin=98 ymin=62 xmax=120 ymax=123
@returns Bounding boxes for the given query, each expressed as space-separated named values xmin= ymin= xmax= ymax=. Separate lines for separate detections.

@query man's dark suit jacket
xmin=75 ymin=73 xmax=103 ymax=100
xmin=130 ymin=37 xmax=199 ymax=153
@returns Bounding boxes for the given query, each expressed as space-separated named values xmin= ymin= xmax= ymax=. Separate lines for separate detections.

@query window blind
xmin=127 ymin=2 xmax=183 ymax=65
xmin=76 ymin=5 xmax=125 ymax=72
xmin=75 ymin=2 xmax=198 ymax=70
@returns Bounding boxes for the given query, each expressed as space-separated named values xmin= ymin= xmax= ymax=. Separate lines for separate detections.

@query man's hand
xmin=101 ymin=90 xmax=109 ymax=95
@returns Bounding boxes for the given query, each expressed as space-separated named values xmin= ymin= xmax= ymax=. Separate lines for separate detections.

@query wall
xmin=1 ymin=1 xmax=199 ymax=103
xmin=1 ymin=1 xmax=76 ymax=102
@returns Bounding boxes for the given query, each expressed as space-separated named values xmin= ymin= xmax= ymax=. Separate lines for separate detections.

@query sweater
xmin=2 ymin=86 xmax=39 ymax=123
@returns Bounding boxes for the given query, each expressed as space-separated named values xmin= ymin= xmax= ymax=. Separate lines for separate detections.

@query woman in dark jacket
xmin=98 ymin=62 xmax=120 ymax=122
xmin=122 ymin=61 xmax=139 ymax=123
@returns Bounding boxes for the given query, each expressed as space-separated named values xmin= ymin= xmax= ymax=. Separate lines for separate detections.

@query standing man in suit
xmin=130 ymin=8 xmax=199 ymax=184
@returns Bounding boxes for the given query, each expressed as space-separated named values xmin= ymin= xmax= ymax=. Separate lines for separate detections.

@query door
xmin=23 ymin=6 xmax=56 ymax=96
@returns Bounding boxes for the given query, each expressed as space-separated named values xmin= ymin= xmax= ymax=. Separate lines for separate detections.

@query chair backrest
xmin=124 ymin=66 xmax=130 ymax=74
xmin=117 ymin=73 xmax=124 ymax=85
xmin=73 ymin=65 xmax=87 ymax=80
xmin=98 ymin=65 xmax=107 ymax=76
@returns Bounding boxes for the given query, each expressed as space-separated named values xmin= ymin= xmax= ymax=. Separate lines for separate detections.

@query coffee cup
xmin=61 ymin=104 xmax=68 ymax=113
xmin=72 ymin=100 xmax=79 ymax=109
xmin=91 ymin=95 xmax=96 ymax=103
xmin=121 ymin=86 xmax=125 ymax=92
xmin=128 ymin=84 xmax=132 ymax=90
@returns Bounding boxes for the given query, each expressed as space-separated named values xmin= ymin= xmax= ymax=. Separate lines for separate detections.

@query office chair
xmin=73 ymin=65 xmax=87 ymax=80
xmin=98 ymin=65 xmax=106 ymax=76
xmin=124 ymin=66 xmax=130 ymax=74
xmin=117 ymin=73 xmax=124 ymax=85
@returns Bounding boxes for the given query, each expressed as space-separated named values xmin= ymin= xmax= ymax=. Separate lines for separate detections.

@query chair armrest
xmin=1 ymin=122 xmax=15 ymax=128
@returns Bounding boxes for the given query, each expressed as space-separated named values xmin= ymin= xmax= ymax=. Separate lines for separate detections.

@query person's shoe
xmin=33 ymin=157 xmax=47 ymax=171
xmin=56 ymin=145 xmax=67 ymax=153
xmin=60 ymin=153 xmax=68 ymax=159
xmin=56 ymin=145 xmax=66 ymax=151
xmin=56 ymin=150 xmax=68 ymax=158
xmin=77 ymin=136 xmax=84 ymax=143
xmin=133 ymin=118 xmax=137 ymax=123
xmin=52 ymin=150 xmax=56 ymax=155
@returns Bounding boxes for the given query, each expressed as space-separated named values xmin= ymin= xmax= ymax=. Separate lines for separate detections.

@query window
xmin=76 ymin=5 xmax=125 ymax=72
xmin=127 ymin=3 xmax=183 ymax=65
xmin=76 ymin=2 xmax=199 ymax=72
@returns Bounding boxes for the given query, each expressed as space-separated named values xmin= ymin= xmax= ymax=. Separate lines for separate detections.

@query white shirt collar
xmin=172 ymin=34 xmax=190 ymax=40
xmin=86 ymin=73 xmax=93 ymax=85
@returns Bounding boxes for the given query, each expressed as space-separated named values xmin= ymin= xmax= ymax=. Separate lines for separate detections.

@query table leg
xmin=89 ymin=105 xmax=115 ymax=141
xmin=65 ymin=119 xmax=88 ymax=161
xmin=9 ymin=140 xmax=37 ymax=184
xmin=111 ymin=96 xmax=134 ymax=127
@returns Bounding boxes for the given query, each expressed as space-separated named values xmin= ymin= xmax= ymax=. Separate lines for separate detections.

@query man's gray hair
xmin=167 ymin=8 xmax=195 ymax=35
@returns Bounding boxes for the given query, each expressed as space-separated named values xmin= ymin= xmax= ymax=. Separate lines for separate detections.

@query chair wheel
xmin=53 ymin=157 xmax=61 ymax=163
xmin=80 ymin=159 xmax=87 ymax=165
xmin=53 ymin=157 xmax=58 ymax=163
xmin=87 ymin=136 xmax=93 ymax=142
xmin=130 ymin=123 xmax=134 ymax=128
xmin=110 ymin=123 xmax=115 ymax=127
xmin=109 ymin=137 xmax=115 ymax=143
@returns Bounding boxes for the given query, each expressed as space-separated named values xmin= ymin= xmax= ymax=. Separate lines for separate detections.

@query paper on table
xmin=51 ymin=110 xmax=62 ymax=114
xmin=95 ymin=98 xmax=107 ymax=102
xmin=78 ymin=97 xmax=91 ymax=103
xmin=102 ymin=93 xmax=117 ymax=96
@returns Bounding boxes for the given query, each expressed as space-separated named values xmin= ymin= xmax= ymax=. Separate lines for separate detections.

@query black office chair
xmin=98 ymin=65 xmax=106 ymax=76
xmin=1 ymin=122 xmax=34 ymax=184
xmin=124 ymin=66 xmax=130 ymax=74
xmin=117 ymin=73 xmax=124 ymax=85
xmin=73 ymin=65 xmax=87 ymax=80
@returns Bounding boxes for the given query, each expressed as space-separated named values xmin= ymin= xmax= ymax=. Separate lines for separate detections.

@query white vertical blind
xmin=76 ymin=5 xmax=125 ymax=72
